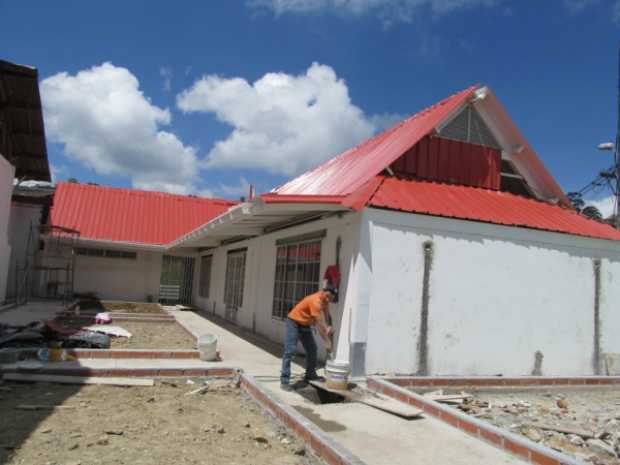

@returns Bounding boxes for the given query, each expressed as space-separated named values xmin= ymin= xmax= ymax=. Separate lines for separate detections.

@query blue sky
xmin=2 ymin=0 xmax=620 ymax=209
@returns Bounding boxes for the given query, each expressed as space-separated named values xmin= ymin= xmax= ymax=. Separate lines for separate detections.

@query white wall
xmin=72 ymin=250 xmax=163 ymax=301
xmin=193 ymin=212 xmax=361 ymax=352
xmin=355 ymin=208 xmax=620 ymax=377
xmin=0 ymin=155 xmax=15 ymax=303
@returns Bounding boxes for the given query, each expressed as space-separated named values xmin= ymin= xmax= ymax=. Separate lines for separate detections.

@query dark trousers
xmin=280 ymin=318 xmax=318 ymax=385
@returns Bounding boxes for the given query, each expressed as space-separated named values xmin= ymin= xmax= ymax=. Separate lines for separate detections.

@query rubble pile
xmin=443 ymin=389 xmax=620 ymax=465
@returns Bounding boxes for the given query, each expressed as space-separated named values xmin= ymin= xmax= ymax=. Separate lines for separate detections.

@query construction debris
xmin=83 ymin=325 xmax=132 ymax=338
xmin=425 ymin=388 xmax=620 ymax=465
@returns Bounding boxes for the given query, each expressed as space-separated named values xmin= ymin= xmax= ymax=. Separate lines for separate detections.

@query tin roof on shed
xmin=50 ymin=182 xmax=237 ymax=246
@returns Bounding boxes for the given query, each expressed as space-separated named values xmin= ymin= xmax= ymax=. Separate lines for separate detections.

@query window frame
xmin=224 ymin=248 xmax=247 ymax=309
xmin=272 ymin=233 xmax=323 ymax=320
xmin=198 ymin=254 xmax=213 ymax=299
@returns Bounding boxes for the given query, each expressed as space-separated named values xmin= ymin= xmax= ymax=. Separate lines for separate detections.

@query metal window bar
xmin=272 ymin=239 xmax=321 ymax=319
xmin=199 ymin=255 xmax=213 ymax=298
xmin=224 ymin=250 xmax=246 ymax=309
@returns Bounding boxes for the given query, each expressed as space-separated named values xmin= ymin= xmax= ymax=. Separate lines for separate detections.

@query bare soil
xmin=419 ymin=387 xmax=620 ymax=465
xmin=78 ymin=300 xmax=166 ymax=315
xmin=109 ymin=321 xmax=196 ymax=350
xmin=0 ymin=379 xmax=315 ymax=465
xmin=55 ymin=320 xmax=196 ymax=350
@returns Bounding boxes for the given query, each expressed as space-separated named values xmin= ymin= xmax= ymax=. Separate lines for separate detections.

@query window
xmin=272 ymin=235 xmax=322 ymax=319
xmin=224 ymin=249 xmax=246 ymax=309
xmin=75 ymin=248 xmax=136 ymax=259
xmin=199 ymin=255 xmax=213 ymax=298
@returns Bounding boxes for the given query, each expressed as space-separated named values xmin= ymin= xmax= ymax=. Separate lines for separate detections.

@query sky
xmin=2 ymin=0 xmax=620 ymax=212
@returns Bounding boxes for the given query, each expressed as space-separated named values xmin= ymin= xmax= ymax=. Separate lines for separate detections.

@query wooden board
xmin=309 ymin=380 xmax=423 ymax=419
xmin=2 ymin=373 xmax=154 ymax=387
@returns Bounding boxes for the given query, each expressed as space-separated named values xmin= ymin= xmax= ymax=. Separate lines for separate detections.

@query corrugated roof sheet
xmin=50 ymin=183 xmax=237 ymax=246
xmin=368 ymin=177 xmax=620 ymax=241
xmin=274 ymin=86 xmax=477 ymax=196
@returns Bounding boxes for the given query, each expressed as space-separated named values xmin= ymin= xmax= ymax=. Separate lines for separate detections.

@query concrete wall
xmin=6 ymin=202 xmax=44 ymax=300
xmin=0 ymin=155 xmax=15 ymax=302
xmin=351 ymin=208 xmax=620 ymax=377
xmin=193 ymin=212 xmax=361 ymax=352
xmin=72 ymin=250 xmax=163 ymax=301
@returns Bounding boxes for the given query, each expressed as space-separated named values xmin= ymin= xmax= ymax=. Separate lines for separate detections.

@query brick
xmin=504 ymin=438 xmax=531 ymax=460
xmin=479 ymin=428 xmax=503 ymax=446
xmin=320 ymin=445 xmax=345 ymax=465
xmin=422 ymin=404 xmax=442 ymax=418
xmin=459 ymin=419 xmax=480 ymax=436
xmin=441 ymin=412 xmax=460 ymax=428
xmin=530 ymin=450 xmax=562 ymax=465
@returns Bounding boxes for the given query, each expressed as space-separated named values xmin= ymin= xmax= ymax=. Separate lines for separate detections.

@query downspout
xmin=417 ymin=240 xmax=434 ymax=376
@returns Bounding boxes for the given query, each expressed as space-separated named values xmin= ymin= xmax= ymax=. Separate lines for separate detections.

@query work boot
xmin=280 ymin=383 xmax=293 ymax=392
xmin=304 ymin=374 xmax=325 ymax=382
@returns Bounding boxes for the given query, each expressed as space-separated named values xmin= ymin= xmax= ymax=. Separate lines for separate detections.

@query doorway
xmin=159 ymin=255 xmax=195 ymax=304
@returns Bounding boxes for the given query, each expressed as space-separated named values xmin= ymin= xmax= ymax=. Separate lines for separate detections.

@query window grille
xmin=272 ymin=239 xmax=322 ymax=319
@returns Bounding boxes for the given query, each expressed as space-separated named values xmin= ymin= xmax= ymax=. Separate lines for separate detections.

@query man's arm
xmin=315 ymin=311 xmax=333 ymax=352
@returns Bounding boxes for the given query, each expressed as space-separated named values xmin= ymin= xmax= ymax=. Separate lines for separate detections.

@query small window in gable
xmin=500 ymin=159 xmax=534 ymax=198
xmin=439 ymin=105 xmax=501 ymax=150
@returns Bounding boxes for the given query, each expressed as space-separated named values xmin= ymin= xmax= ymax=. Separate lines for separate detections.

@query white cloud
xmin=585 ymin=195 xmax=616 ymax=218
xmin=41 ymin=63 xmax=199 ymax=194
xmin=217 ymin=177 xmax=252 ymax=198
xmin=177 ymin=63 xmax=376 ymax=176
xmin=250 ymin=0 xmax=497 ymax=22
xmin=160 ymin=66 xmax=173 ymax=92
xmin=50 ymin=163 xmax=69 ymax=183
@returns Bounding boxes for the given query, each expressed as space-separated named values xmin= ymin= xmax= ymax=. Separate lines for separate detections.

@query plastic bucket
xmin=325 ymin=359 xmax=350 ymax=390
xmin=198 ymin=334 xmax=218 ymax=361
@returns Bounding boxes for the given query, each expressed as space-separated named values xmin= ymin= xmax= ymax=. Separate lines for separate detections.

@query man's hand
xmin=326 ymin=326 xmax=334 ymax=336
xmin=325 ymin=343 xmax=333 ymax=354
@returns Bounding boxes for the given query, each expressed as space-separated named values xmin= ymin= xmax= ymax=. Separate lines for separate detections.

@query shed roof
xmin=366 ymin=176 xmax=620 ymax=242
xmin=50 ymin=182 xmax=237 ymax=247
xmin=0 ymin=60 xmax=50 ymax=181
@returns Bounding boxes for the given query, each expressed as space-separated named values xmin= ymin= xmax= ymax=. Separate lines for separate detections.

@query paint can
xmin=325 ymin=359 xmax=350 ymax=390
xmin=198 ymin=334 xmax=218 ymax=361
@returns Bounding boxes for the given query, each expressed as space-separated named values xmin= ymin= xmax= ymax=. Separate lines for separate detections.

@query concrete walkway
xmin=170 ymin=310 xmax=527 ymax=465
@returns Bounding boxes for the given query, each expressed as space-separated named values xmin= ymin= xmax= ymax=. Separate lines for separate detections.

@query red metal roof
xmin=50 ymin=183 xmax=237 ymax=246
xmin=367 ymin=177 xmax=620 ymax=241
xmin=274 ymin=86 xmax=477 ymax=196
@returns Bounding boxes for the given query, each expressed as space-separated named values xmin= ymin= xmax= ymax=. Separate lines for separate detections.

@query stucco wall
xmin=193 ymin=212 xmax=361 ymax=351
xmin=355 ymin=208 xmax=620 ymax=377
xmin=0 ymin=155 xmax=15 ymax=302
xmin=72 ymin=250 xmax=163 ymax=301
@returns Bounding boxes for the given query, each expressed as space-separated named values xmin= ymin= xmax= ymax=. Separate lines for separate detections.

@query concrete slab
xmin=262 ymin=378 xmax=527 ymax=465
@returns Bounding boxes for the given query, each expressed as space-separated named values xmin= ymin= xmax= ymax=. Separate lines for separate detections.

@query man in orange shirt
xmin=280 ymin=287 xmax=337 ymax=391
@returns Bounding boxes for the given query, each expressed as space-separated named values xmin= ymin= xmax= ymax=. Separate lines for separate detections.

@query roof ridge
xmin=57 ymin=181 xmax=236 ymax=204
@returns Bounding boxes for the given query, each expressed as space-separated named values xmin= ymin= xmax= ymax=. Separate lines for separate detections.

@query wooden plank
xmin=534 ymin=423 xmax=596 ymax=439
xmin=309 ymin=380 xmax=423 ymax=419
xmin=2 ymin=373 xmax=154 ymax=387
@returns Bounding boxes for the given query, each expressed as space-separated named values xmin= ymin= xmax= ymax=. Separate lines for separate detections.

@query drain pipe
xmin=417 ymin=241 xmax=434 ymax=376
xmin=593 ymin=258 xmax=602 ymax=375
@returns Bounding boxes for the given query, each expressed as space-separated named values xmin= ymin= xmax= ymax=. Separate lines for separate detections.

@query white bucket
xmin=198 ymin=334 xmax=218 ymax=361
xmin=325 ymin=359 xmax=350 ymax=390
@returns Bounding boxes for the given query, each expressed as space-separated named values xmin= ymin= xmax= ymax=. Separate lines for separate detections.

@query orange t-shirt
xmin=288 ymin=292 xmax=325 ymax=326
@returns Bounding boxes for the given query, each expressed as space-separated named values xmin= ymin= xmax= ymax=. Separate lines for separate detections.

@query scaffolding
xmin=17 ymin=225 xmax=80 ymax=305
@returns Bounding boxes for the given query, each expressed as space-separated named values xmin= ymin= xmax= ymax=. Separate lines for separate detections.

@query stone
xmin=521 ymin=427 xmax=542 ymax=442
xmin=244 ymin=422 xmax=251 ymax=428
xmin=254 ymin=436 xmax=269 ymax=444
xmin=280 ymin=437 xmax=292 ymax=445
xmin=586 ymin=439 xmax=616 ymax=457
xmin=568 ymin=434 xmax=585 ymax=447
xmin=294 ymin=446 xmax=306 ymax=456
xmin=96 ymin=436 xmax=109 ymax=446
xmin=557 ymin=399 xmax=569 ymax=409
xmin=70 ymin=433 xmax=82 ymax=439
xmin=68 ymin=443 xmax=79 ymax=451
xmin=40 ymin=428 xmax=52 ymax=434
xmin=104 ymin=430 xmax=123 ymax=436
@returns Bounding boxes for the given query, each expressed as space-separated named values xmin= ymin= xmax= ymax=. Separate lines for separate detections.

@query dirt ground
xmin=78 ymin=300 xmax=166 ymax=315
xmin=0 ymin=378 xmax=316 ymax=465
xmin=419 ymin=387 xmax=620 ymax=465
xmin=107 ymin=321 xmax=196 ymax=350
xmin=54 ymin=320 xmax=196 ymax=350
